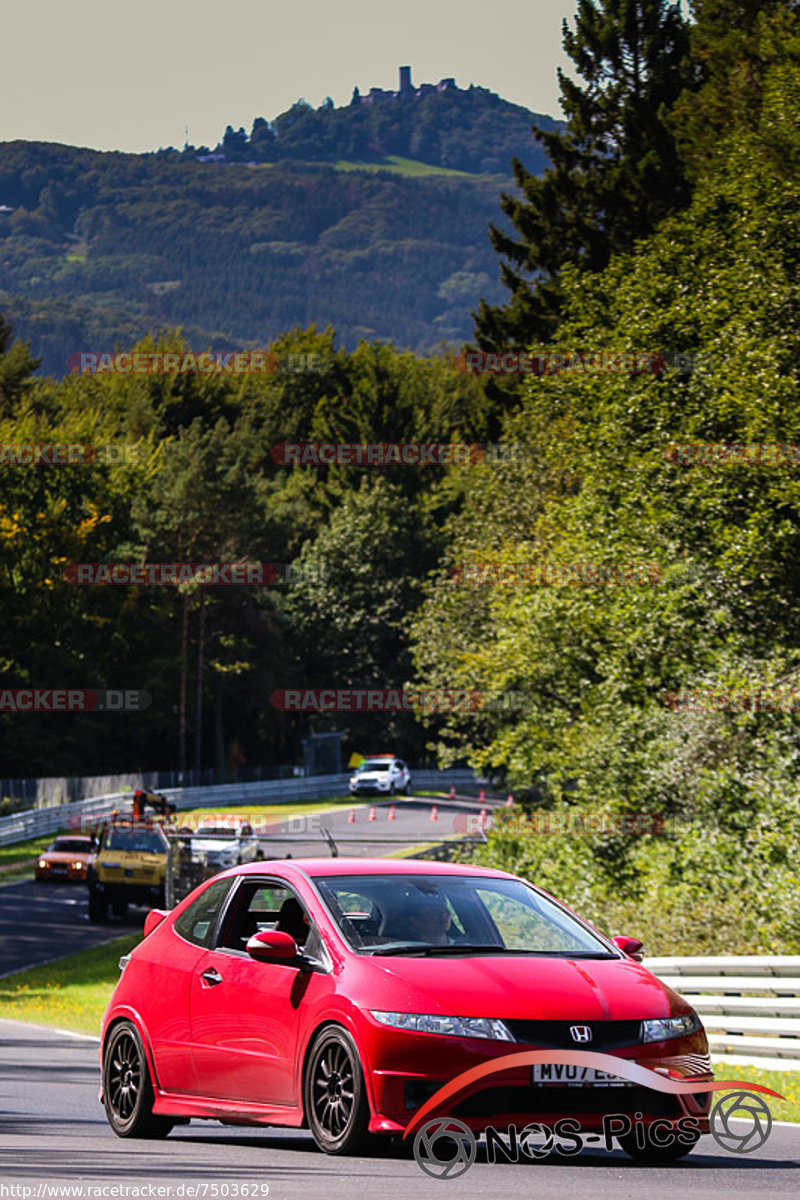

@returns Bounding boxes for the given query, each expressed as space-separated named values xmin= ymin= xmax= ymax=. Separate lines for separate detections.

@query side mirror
xmin=612 ymin=935 xmax=644 ymax=962
xmin=144 ymin=908 xmax=169 ymax=937
xmin=246 ymin=929 xmax=298 ymax=962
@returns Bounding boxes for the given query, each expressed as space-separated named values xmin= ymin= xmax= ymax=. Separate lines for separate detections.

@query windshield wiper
xmin=369 ymin=944 xmax=527 ymax=957
xmin=367 ymin=944 xmax=616 ymax=958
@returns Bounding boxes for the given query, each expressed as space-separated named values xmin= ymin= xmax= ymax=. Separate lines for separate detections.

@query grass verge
xmin=0 ymin=934 xmax=140 ymax=1035
xmin=0 ymin=835 xmax=54 ymax=879
xmin=711 ymin=1062 xmax=800 ymax=1123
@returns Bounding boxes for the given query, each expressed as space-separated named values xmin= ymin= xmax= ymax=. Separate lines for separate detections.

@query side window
xmin=174 ymin=877 xmax=235 ymax=947
xmin=217 ymin=881 xmax=291 ymax=951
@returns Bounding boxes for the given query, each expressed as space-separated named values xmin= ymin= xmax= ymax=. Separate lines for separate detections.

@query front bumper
xmin=36 ymin=864 xmax=88 ymax=881
xmin=362 ymin=1025 xmax=713 ymax=1136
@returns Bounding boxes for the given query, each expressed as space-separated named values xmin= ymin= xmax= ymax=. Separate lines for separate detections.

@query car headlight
xmin=641 ymin=1013 xmax=701 ymax=1042
xmin=38 ymin=859 xmax=48 ymax=868
xmin=370 ymin=1011 xmax=515 ymax=1041
xmin=73 ymin=861 xmax=84 ymax=869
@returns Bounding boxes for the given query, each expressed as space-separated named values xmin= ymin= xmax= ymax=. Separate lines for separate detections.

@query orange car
xmin=36 ymin=834 xmax=96 ymax=882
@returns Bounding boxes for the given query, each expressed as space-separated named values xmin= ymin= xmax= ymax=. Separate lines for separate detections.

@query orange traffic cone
xmin=449 ymin=785 xmax=456 ymax=800
xmin=348 ymin=808 xmax=356 ymax=824
xmin=430 ymin=805 xmax=438 ymax=822
xmin=368 ymin=805 xmax=376 ymax=821
xmin=479 ymin=789 xmax=485 ymax=804
xmin=479 ymin=807 xmax=487 ymax=826
xmin=506 ymin=793 xmax=514 ymax=808
xmin=388 ymin=804 xmax=396 ymax=821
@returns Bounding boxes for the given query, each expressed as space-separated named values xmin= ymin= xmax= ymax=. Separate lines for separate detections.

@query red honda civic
xmin=99 ymin=858 xmax=713 ymax=1158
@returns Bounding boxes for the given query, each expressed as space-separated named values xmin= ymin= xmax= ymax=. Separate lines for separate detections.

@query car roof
xmin=229 ymin=857 xmax=513 ymax=881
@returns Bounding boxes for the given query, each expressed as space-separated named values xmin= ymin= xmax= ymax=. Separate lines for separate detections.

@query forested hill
xmin=0 ymin=87 xmax=559 ymax=376
xmin=197 ymin=81 xmax=560 ymax=176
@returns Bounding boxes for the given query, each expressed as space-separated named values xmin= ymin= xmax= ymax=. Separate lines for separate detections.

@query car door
xmin=144 ymin=875 xmax=236 ymax=1093
xmin=189 ymin=878 xmax=325 ymax=1107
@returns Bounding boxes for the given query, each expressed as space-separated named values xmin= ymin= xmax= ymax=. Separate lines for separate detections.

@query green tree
xmin=0 ymin=314 xmax=40 ymax=415
xmin=474 ymin=0 xmax=695 ymax=350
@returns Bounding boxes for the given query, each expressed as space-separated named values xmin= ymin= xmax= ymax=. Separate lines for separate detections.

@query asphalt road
xmin=0 ymin=878 xmax=128 ymax=978
xmin=255 ymin=795 xmax=490 ymax=858
xmin=1 ymin=1021 xmax=798 ymax=1199
xmin=0 ymin=797 xmax=492 ymax=976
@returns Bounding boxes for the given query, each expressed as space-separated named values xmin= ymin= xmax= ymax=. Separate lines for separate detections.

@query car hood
xmin=359 ymin=954 xmax=674 ymax=1021
xmin=352 ymin=772 xmax=390 ymax=781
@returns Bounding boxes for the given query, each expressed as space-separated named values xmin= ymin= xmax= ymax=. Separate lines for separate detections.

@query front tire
xmin=304 ymin=1026 xmax=373 ymax=1155
xmin=103 ymin=1021 xmax=173 ymax=1139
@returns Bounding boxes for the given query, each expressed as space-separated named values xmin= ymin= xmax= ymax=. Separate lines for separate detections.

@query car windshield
xmin=197 ymin=826 xmax=238 ymax=837
xmin=104 ymin=830 xmax=165 ymax=853
xmin=312 ymin=873 xmax=615 ymax=957
xmin=49 ymin=839 xmax=92 ymax=853
xmin=358 ymin=762 xmax=391 ymax=772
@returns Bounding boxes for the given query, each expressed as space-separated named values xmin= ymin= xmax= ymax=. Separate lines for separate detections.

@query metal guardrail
xmin=0 ymin=769 xmax=479 ymax=847
xmin=645 ymin=955 xmax=800 ymax=1071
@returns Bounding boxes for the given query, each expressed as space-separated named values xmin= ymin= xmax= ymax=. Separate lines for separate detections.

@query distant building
xmin=358 ymin=69 xmax=459 ymax=106
xmin=366 ymin=86 xmax=393 ymax=105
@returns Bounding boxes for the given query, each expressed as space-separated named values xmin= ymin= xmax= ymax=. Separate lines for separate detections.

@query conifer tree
xmin=474 ymin=0 xmax=695 ymax=350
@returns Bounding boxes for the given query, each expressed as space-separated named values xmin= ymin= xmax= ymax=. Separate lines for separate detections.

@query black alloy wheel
xmin=103 ymin=1021 xmax=173 ymax=1138
xmin=304 ymin=1026 xmax=373 ymax=1154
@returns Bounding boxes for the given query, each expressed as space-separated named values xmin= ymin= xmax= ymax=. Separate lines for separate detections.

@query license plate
xmin=51 ymin=866 xmax=67 ymax=874
xmin=532 ymin=1065 xmax=633 ymax=1086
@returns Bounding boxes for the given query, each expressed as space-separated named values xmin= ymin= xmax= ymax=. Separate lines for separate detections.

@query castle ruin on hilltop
xmin=354 ymin=66 xmax=457 ymax=106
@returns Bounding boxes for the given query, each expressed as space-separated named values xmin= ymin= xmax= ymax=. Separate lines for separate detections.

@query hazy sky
xmin=3 ymin=0 xmax=577 ymax=153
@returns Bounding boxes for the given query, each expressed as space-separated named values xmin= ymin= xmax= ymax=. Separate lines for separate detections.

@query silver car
xmin=189 ymin=819 xmax=262 ymax=869
xmin=349 ymin=756 xmax=411 ymax=796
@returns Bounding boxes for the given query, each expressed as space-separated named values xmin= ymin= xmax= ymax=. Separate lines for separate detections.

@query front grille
xmin=504 ymin=1020 xmax=642 ymax=1051
xmin=453 ymin=1085 xmax=680 ymax=1119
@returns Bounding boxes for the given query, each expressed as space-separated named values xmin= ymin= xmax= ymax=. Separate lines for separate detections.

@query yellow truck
xmin=87 ymin=823 xmax=171 ymax=922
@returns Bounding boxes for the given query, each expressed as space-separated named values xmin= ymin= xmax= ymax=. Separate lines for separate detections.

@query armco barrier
xmin=646 ymin=955 xmax=800 ymax=1071
xmin=0 ymin=769 xmax=479 ymax=847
